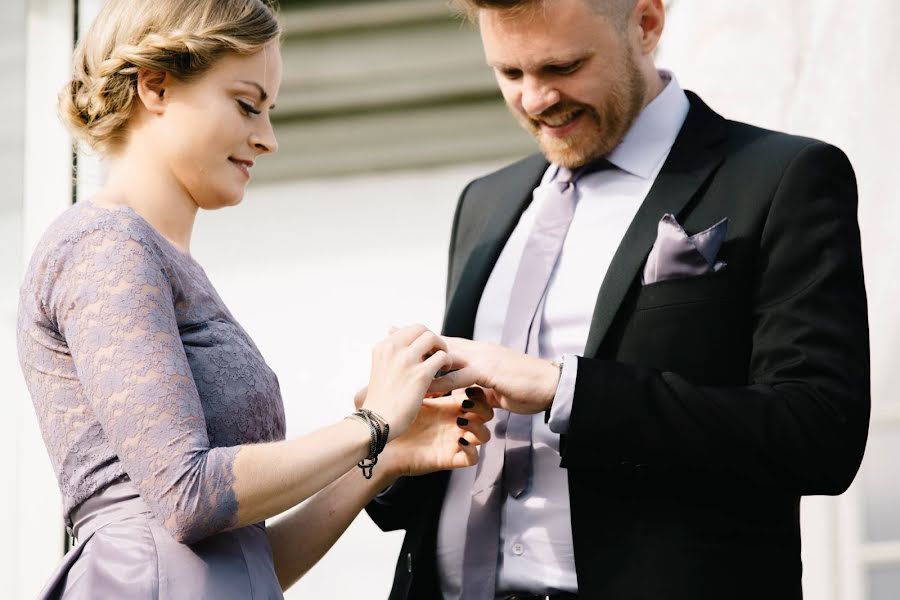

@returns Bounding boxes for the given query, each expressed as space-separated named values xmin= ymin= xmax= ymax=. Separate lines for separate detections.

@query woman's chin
xmin=199 ymin=190 xmax=246 ymax=210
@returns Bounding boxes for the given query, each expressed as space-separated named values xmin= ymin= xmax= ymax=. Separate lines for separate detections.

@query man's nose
xmin=521 ymin=77 xmax=561 ymax=118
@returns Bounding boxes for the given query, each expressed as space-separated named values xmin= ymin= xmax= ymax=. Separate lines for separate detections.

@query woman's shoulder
xmin=32 ymin=201 xmax=168 ymax=266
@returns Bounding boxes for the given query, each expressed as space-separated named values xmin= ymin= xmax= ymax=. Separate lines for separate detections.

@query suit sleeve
xmin=563 ymin=142 xmax=870 ymax=495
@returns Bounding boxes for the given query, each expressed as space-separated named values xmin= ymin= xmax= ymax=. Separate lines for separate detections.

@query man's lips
xmin=537 ymin=109 xmax=586 ymax=137
xmin=229 ymin=158 xmax=254 ymax=179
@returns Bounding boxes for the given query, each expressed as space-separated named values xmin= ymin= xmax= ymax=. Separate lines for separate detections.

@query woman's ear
xmin=136 ymin=68 xmax=169 ymax=115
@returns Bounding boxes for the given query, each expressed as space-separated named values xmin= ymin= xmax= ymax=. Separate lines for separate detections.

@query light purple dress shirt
xmin=436 ymin=71 xmax=690 ymax=598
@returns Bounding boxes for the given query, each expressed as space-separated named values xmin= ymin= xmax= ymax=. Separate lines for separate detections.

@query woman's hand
xmin=361 ymin=324 xmax=452 ymax=441
xmin=379 ymin=389 xmax=493 ymax=478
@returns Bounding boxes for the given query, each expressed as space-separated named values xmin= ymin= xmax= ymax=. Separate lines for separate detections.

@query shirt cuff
xmin=548 ymin=354 xmax=578 ymax=434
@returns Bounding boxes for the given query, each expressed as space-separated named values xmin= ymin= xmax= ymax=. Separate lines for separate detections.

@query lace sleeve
xmin=47 ymin=229 xmax=240 ymax=544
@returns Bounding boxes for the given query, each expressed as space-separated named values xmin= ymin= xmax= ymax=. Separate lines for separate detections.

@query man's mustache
xmin=523 ymin=102 xmax=595 ymax=129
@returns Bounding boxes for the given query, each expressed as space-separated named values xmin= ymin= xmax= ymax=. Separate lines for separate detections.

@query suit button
xmin=512 ymin=543 xmax=525 ymax=556
xmin=406 ymin=552 xmax=413 ymax=573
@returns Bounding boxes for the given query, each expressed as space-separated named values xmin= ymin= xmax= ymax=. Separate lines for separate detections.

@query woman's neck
xmin=95 ymin=150 xmax=198 ymax=254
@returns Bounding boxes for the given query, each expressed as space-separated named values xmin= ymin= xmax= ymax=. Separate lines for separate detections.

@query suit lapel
xmin=583 ymin=92 xmax=729 ymax=357
xmin=443 ymin=155 xmax=549 ymax=339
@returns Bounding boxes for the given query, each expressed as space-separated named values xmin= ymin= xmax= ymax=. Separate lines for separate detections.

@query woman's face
xmin=149 ymin=42 xmax=282 ymax=210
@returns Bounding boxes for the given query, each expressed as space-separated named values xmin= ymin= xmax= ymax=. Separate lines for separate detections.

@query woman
xmin=16 ymin=0 xmax=491 ymax=597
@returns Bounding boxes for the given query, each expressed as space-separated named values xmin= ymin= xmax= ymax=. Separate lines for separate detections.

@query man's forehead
xmin=480 ymin=12 xmax=601 ymax=70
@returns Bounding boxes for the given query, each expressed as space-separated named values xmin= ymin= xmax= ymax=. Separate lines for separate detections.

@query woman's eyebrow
xmin=237 ymin=80 xmax=269 ymax=102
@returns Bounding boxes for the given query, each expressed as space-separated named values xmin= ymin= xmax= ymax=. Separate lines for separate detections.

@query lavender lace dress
xmin=17 ymin=202 xmax=287 ymax=599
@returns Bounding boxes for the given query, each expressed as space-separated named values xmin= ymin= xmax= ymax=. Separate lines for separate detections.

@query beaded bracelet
xmin=347 ymin=409 xmax=390 ymax=479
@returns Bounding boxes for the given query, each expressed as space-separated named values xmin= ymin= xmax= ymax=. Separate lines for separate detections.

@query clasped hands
xmin=355 ymin=325 xmax=561 ymax=481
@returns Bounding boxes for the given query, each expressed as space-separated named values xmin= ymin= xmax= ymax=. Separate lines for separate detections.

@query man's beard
xmin=512 ymin=52 xmax=647 ymax=169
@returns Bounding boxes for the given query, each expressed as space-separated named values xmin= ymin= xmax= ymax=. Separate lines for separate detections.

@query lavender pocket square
xmin=642 ymin=214 xmax=728 ymax=285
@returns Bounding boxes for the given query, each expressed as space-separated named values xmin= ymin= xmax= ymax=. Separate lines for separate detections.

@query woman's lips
xmin=229 ymin=158 xmax=253 ymax=179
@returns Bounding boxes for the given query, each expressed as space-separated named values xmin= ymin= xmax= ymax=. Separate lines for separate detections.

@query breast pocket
xmin=635 ymin=269 xmax=735 ymax=312
xmin=621 ymin=269 xmax=749 ymax=384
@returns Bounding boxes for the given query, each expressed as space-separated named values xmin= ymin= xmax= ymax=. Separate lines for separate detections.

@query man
xmin=367 ymin=0 xmax=870 ymax=598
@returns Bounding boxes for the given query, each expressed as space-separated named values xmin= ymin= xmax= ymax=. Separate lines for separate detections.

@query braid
xmin=58 ymin=0 xmax=280 ymax=155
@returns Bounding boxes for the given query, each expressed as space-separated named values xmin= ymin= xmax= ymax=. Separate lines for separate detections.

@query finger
xmin=426 ymin=366 xmax=481 ymax=396
xmin=457 ymin=430 xmax=480 ymax=448
xmin=460 ymin=390 xmax=494 ymax=422
xmin=458 ymin=420 xmax=491 ymax=445
xmin=421 ymin=389 xmax=469 ymax=411
xmin=452 ymin=443 xmax=479 ymax=469
xmin=353 ymin=386 xmax=368 ymax=410
xmin=389 ymin=323 xmax=430 ymax=346
xmin=422 ymin=349 xmax=452 ymax=377
xmin=409 ymin=330 xmax=448 ymax=362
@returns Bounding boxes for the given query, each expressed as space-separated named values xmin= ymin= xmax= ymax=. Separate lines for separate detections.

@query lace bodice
xmin=17 ymin=202 xmax=286 ymax=544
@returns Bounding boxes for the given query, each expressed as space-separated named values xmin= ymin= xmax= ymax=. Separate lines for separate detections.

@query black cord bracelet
xmin=347 ymin=409 xmax=390 ymax=479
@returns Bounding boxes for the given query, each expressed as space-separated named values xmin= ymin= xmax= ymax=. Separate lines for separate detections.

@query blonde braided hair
xmin=61 ymin=0 xmax=281 ymax=156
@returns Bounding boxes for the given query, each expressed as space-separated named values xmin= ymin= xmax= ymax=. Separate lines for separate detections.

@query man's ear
xmin=633 ymin=0 xmax=665 ymax=57
xmin=136 ymin=68 xmax=170 ymax=115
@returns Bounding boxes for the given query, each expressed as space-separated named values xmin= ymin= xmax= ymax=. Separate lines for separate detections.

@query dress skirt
xmin=39 ymin=480 xmax=284 ymax=599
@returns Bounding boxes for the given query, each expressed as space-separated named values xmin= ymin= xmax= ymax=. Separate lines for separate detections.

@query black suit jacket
xmin=367 ymin=92 xmax=870 ymax=600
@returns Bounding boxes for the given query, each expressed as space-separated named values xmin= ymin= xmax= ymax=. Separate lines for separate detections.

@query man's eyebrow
xmin=488 ymin=54 xmax=592 ymax=71
xmin=238 ymin=80 xmax=269 ymax=102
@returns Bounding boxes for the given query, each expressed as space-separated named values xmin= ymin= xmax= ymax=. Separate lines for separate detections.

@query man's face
xmin=480 ymin=0 xmax=647 ymax=168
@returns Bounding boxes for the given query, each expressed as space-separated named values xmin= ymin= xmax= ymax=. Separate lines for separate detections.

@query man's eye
xmin=550 ymin=62 xmax=582 ymax=75
xmin=500 ymin=69 xmax=523 ymax=80
xmin=237 ymin=100 xmax=261 ymax=116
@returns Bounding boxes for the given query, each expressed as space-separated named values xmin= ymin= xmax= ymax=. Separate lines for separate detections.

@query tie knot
xmin=555 ymin=158 xmax=614 ymax=186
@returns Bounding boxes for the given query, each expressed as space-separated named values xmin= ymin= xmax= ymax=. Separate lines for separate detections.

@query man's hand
xmin=425 ymin=337 xmax=561 ymax=415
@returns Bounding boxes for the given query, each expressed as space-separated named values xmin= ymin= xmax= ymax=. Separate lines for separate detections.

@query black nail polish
xmin=461 ymin=400 xmax=475 ymax=410
xmin=465 ymin=387 xmax=483 ymax=399
xmin=457 ymin=417 xmax=469 ymax=427
xmin=458 ymin=437 xmax=470 ymax=446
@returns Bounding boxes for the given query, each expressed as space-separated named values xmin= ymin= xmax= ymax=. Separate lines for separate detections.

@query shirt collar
xmin=547 ymin=70 xmax=690 ymax=183
xmin=607 ymin=70 xmax=689 ymax=178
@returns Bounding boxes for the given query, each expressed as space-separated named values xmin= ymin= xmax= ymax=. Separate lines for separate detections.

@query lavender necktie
xmin=460 ymin=161 xmax=608 ymax=598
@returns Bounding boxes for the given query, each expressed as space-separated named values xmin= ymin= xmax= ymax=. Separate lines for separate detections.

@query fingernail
xmin=457 ymin=417 xmax=469 ymax=426
xmin=458 ymin=437 xmax=470 ymax=446
xmin=465 ymin=387 xmax=483 ymax=399
xmin=442 ymin=391 xmax=452 ymax=397
xmin=461 ymin=400 xmax=475 ymax=410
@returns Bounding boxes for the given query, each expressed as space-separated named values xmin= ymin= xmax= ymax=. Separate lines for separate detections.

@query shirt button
xmin=512 ymin=543 xmax=525 ymax=556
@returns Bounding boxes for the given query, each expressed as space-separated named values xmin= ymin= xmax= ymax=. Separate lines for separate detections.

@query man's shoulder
xmin=724 ymin=118 xmax=827 ymax=155
xmin=686 ymin=91 xmax=847 ymax=167
xmin=720 ymin=119 xmax=853 ymax=188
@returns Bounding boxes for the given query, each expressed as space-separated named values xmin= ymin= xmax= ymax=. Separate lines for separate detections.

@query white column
xmin=16 ymin=0 xmax=75 ymax=596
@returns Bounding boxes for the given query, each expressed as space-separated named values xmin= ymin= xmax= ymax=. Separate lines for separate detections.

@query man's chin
xmin=537 ymin=139 xmax=602 ymax=170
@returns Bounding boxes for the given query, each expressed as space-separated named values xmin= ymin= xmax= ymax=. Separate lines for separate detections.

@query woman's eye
xmin=237 ymin=100 xmax=261 ymax=116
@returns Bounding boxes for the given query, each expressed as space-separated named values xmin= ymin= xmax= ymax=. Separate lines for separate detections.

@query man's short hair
xmin=449 ymin=0 xmax=637 ymax=31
